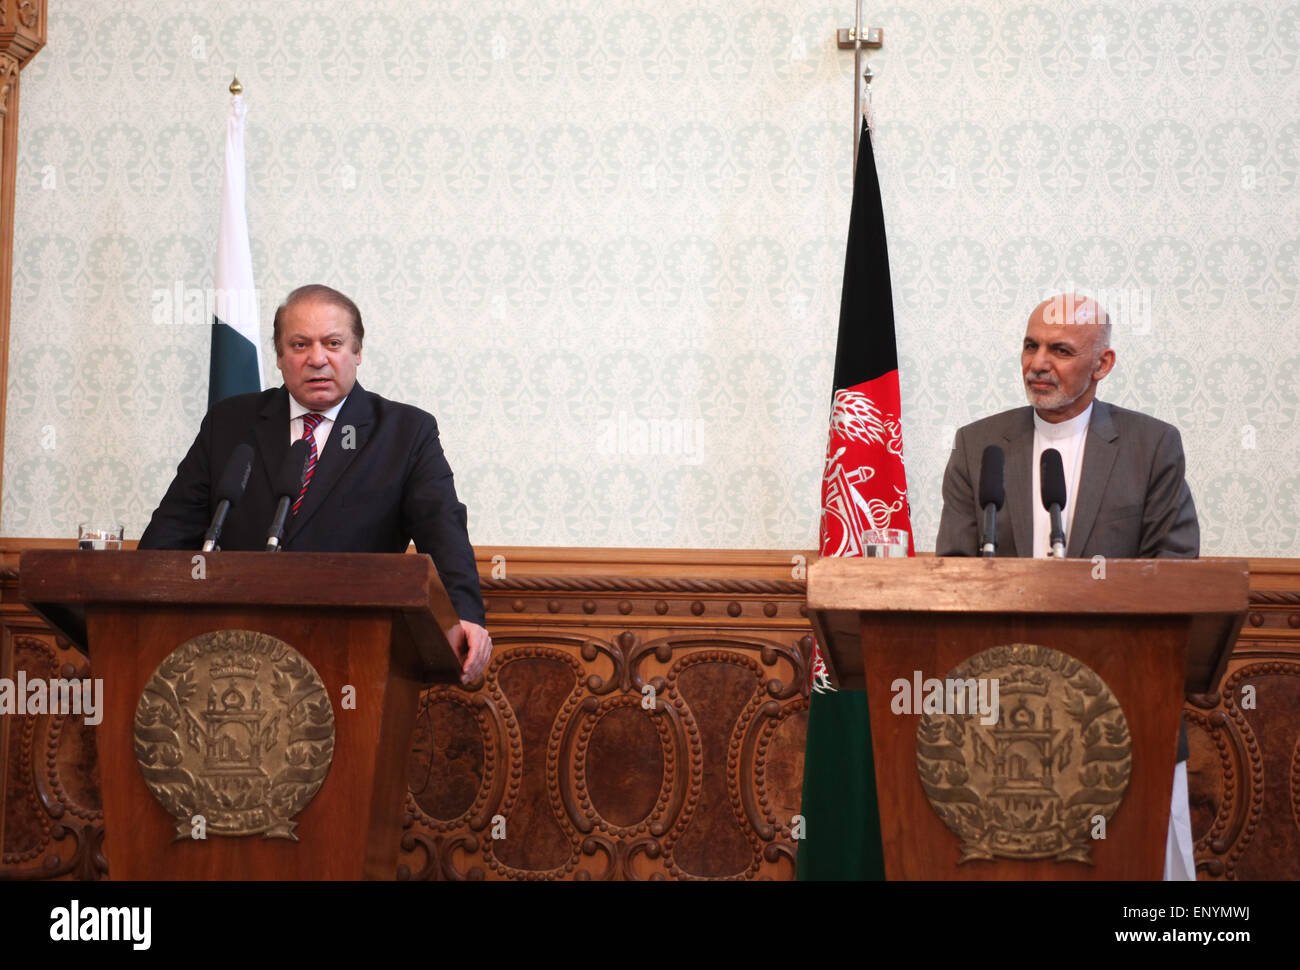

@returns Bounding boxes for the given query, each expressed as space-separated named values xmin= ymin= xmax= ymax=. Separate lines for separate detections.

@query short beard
xmin=1024 ymin=374 xmax=1089 ymax=413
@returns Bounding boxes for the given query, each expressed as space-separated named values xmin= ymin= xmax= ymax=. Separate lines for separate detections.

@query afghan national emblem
xmin=819 ymin=386 xmax=909 ymax=559
xmin=916 ymin=643 xmax=1131 ymax=864
xmin=134 ymin=630 xmax=335 ymax=840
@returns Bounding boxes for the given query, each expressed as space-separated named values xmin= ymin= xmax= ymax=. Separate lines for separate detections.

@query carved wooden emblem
xmin=916 ymin=643 xmax=1130 ymax=864
xmin=133 ymin=630 xmax=335 ymax=841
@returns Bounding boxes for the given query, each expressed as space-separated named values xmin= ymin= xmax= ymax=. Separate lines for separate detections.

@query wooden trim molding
xmin=0 ymin=0 xmax=44 ymax=520
xmin=0 ymin=2 xmax=44 ymax=860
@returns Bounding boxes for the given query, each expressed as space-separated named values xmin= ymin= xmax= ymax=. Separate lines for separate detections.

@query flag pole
xmin=836 ymin=17 xmax=884 ymax=174
xmin=208 ymin=71 xmax=264 ymax=406
xmin=853 ymin=0 xmax=862 ymax=170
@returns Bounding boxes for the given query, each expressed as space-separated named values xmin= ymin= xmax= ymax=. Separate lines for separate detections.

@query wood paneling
xmin=0 ymin=576 xmax=106 ymax=881
xmin=400 ymin=551 xmax=813 ymax=880
xmin=2 ymin=543 xmax=1298 ymax=880
xmin=1185 ymin=561 xmax=1300 ymax=879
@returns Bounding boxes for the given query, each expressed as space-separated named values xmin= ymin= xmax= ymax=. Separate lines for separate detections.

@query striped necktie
xmin=292 ymin=412 xmax=324 ymax=516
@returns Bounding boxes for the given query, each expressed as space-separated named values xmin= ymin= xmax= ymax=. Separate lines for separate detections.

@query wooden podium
xmin=18 ymin=550 xmax=463 ymax=881
xmin=807 ymin=557 xmax=1248 ymax=880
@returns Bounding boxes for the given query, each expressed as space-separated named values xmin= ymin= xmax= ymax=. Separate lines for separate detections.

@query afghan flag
xmin=208 ymin=83 xmax=263 ymax=407
xmin=797 ymin=117 xmax=914 ymax=881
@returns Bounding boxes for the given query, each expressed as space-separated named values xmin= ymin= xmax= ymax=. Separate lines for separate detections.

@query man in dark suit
xmin=140 ymin=284 xmax=491 ymax=685
xmin=936 ymin=293 xmax=1199 ymax=879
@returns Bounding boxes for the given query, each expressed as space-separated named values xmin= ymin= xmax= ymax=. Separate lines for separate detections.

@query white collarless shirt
xmin=1031 ymin=402 xmax=1092 ymax=558
xmin=288 ymin=395 xmax=348 ymax=452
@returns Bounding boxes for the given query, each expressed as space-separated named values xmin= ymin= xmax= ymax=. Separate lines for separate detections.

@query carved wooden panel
xmin=398 ymin=567 xmax=813 ymax=880
xmin=0 ymin=601 xmax=106 ymax=881
xmin=2 ymin=545 xmax=1298 ymax=881
xmin=1185 ymin=582 xmax=1300 ymax=880
xmin=401 ymin=627 xmax=810 ymax=880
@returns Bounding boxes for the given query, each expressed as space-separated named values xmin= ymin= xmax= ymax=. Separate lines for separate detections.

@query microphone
xmin=202 ymin=443 xmax=255 ymax=552
xmin=1040 ymin=448 xmax=1068 ymax=558
xmin=978 ymin=445 xmax=1005 ymax=557
xmin=265 ymin=439 xmax=310 ymax=552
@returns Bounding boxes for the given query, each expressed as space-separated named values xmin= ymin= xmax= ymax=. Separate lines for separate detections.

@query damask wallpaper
xmin=3 ymin=1 xmax=1297 ymax=555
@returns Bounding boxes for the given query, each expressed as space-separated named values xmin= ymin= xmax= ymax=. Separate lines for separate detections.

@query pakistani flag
xmin=208 ymin=83 xmax=263 ymax=407
xmin=797 ymin=117 xmax=914 ymax=881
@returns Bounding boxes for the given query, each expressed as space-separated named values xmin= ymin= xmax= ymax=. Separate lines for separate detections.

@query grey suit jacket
xmin=935 ymin=399 xmax=1199 ymax=560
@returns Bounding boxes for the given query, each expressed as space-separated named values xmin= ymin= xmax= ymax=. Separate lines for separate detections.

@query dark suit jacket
xmin=139 ymin=382 xmax=486 ymax=626
xmin=935 ymin=398 xmax=1199 ymax=761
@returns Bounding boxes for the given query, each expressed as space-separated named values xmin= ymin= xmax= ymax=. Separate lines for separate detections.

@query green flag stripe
xmin=796 ymin=690 xmax=885 ymax=880
xmin=208 ymin=318 xmax=261 ymax=408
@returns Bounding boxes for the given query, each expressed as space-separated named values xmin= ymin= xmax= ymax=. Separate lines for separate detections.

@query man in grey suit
xmin=936 ymin=293 xmax=1200 ymax=879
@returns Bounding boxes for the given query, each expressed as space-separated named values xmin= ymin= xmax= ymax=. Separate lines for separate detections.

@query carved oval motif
xmin=493 ymin=655 xmax=580 ymax=872
xmin=1184 ymin=715 xmax=1231 ymax=846
xmin=585 ymin=706 xmax=664 ymax=828
xmin=53 ymin=715 xmax=102 ymax=815
xmin=760 ymin=708 xmax=808 ymax=826
xmin=1291 ymin=735 xmax=1300 ymax=837
xmin=408 ymin=695 xmax=485 ymax=822
xmin=670 ymin=659 xmax=757 ymax=878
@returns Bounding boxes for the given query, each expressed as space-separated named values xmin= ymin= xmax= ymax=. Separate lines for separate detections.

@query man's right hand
xmin=447 ymin=619 xmax=493 ymax=685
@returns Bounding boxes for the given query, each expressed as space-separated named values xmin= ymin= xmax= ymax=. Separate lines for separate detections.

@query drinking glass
xmin=861 ymin=527 xmax=908 ymax=558
xmin=78 ymin=522 xmax=124 ymax=550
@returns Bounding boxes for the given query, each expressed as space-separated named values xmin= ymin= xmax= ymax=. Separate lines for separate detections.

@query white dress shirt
xmin=288 ymin=395 xmax=348 ymax=452
xmin=1031 ymin=401 xmax=1092 ymax=558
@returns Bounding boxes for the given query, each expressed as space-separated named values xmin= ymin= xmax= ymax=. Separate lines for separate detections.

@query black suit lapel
xmin=254 ymin=387 xmax=291 ymax=498
xmin=1067 ymin=400 xmax=1119 ymax=558
xmin=1002 ymin=408 xmax=1035 ymax=558
xmin=283 ymin=384 xmax=375 ymax=544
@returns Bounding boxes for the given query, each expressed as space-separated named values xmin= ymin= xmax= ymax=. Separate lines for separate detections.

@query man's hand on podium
xmin=448 ymin=619 xmax=493 ymax=685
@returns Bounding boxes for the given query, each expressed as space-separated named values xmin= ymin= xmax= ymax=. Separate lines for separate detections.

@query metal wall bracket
xmin=837 ymin=27 xmax=883 ymax=49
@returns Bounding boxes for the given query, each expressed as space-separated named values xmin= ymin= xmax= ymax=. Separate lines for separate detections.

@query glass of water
xmin=862 ymin=528 xmax=909 ymax=558
xmin=78 ymin=523 xmax=124 ymax=550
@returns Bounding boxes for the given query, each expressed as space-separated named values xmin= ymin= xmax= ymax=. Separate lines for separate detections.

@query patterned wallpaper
xmin=3 ymin=1 xmax=1298 ymax=555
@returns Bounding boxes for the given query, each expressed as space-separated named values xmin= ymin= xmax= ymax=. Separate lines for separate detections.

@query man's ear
xmin=1093 ymin=347 xmax=1116 ymax=380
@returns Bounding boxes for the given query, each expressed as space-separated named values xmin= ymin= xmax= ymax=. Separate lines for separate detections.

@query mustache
xmin=1025 ymin=372 xmax=1059 ymax=387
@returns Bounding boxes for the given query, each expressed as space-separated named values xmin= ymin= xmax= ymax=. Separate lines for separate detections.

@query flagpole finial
xmin=229 ymin=75 xmax=242 ymax=95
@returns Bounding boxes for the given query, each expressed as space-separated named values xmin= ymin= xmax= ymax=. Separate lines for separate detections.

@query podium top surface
xmin=807 ymin=556 xmax=1249 ymax=615
xmin=806 ymin=557 xmax=1249 ymax=694
xmin=19 ymin=550 xmax=447 ymax=610
xmin=17 ymin=551 xmax=462 ymax=675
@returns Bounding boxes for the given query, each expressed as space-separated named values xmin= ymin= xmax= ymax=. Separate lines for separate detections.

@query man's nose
xmin=306 ymin=344 xmax=327 ymax=367
xmin=1028 ymin=347 xmax=1052 ymax=374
